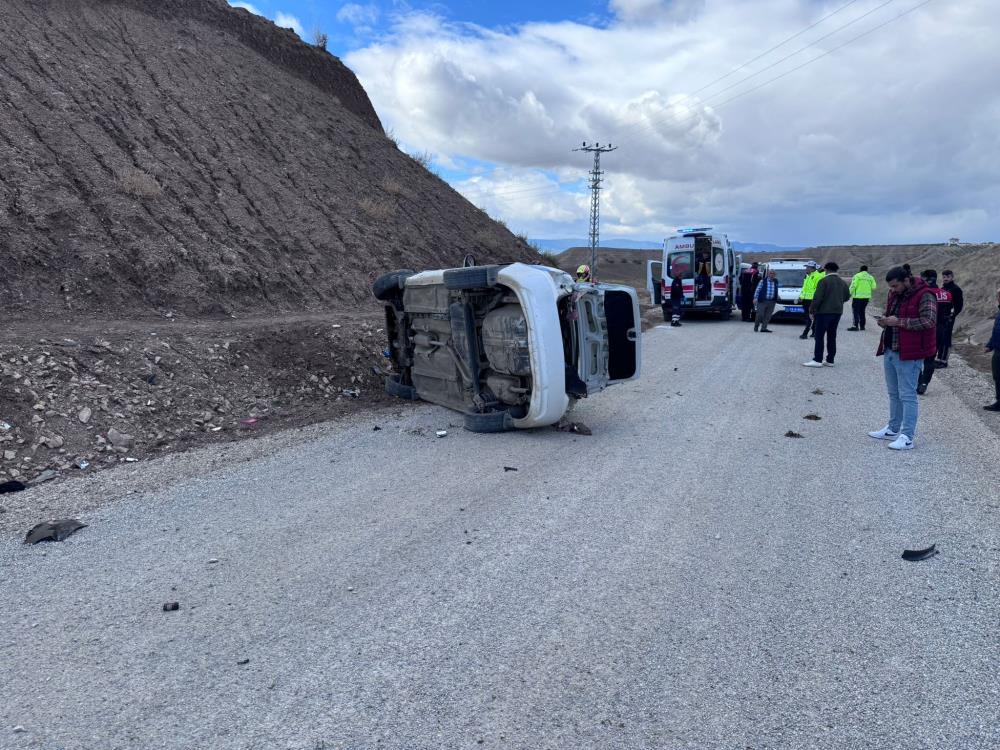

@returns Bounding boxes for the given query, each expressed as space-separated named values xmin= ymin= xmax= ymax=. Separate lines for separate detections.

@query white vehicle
xmin=658 ymin=228 xmax=741 ymax=321
xmin=758 ymin=258 xmax=817 ymax=319
xmin=374 ymin=262 xmax=640 ymax=432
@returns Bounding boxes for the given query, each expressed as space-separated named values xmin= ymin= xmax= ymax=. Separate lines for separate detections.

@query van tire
xmin=373 ymin=270 xmax=414 ymax=301
xmin=385 ymin=374 xmax=419 ymax=401
xmin=463 ymin=410 xmax=513 ymax=433
xmin=444 ymin=266 xmax=499 ymax=290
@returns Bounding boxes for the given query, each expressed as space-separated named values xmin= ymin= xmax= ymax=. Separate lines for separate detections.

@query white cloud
xmin=229 ymin=2 xmax=262 ymax=15
xmin=274 ymin=11 xmax=305 ymax=37
xmin=347 ymin=1 xmax=1000 ymax=245
xmin=337 ymin=3 xmax=380 ymax=28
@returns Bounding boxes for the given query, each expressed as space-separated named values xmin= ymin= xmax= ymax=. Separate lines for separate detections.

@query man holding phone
xmin=870 ymin=266 xmax=938 ymax=450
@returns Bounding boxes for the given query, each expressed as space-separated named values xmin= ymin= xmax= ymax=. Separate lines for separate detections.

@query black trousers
xmin=851 ymin=298 xmax=869 ymax=329
xmin=802 ymin=311 xmax=815 ymax=336
xmin=993 ymin=350 xmax=1000 ymax=402
xmin=919 ymin=356 xmax=936 ymax=387
xmin=813 ymin=314 xmax=840 ymax=363
xmin=938 ymin=317 xmax=955 ymax=361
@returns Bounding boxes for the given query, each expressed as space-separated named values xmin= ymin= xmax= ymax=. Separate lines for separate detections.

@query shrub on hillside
xmin=118 ymin=167 xmax=163 ymax=199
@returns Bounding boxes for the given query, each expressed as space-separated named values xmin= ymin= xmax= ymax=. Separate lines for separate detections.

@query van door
xmin=602 ymin=285 xmax=641 ymax=383
xmin=646 ymin=260 xmax=663 ymax=304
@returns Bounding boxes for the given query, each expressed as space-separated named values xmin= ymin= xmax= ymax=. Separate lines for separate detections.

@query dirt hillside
xmin=0 ymin=0 xmax=537 ymax=319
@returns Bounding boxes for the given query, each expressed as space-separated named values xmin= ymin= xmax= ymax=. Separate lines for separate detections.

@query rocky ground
xmin=0 ymin=309 xmax=392 ymax=494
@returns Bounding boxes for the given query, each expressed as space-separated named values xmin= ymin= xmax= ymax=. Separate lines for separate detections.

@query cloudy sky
xmin=229 ymin=1 xmax=999 ymax=246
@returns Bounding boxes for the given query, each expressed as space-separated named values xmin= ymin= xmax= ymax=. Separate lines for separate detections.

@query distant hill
xmin=534 ymin=239 xmax=804 ymax=254
xmin=532 ymin=238 xmax=661 ymax=252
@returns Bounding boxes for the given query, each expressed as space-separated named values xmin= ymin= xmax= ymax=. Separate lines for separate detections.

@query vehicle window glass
xmin=774 ymin=269 xmax=807 ymax=288
xmin=668 ymin=251 xmax=693 ymax=278
xmin=713 ymin=248 xmax=725 ymax=276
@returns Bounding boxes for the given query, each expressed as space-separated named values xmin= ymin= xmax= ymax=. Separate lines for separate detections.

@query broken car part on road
xmin=24 ymin=519 xmax=87 ymax=544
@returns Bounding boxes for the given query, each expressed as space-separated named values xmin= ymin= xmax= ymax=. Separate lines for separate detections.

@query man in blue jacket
xmin=985 ymin=288 xmax=1000 ymax=412
xmin=754 ymin=268 xmax=779 ymax=332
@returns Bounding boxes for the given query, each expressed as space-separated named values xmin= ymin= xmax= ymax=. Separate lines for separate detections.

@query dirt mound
xmin=559 ymin=247 xmax=660 ymax=289
xmin=0 ymin=0 xmax=537 ymax=319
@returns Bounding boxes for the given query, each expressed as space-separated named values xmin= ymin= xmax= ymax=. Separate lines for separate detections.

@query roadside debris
xmin=803 ymin=414 xmax=822 ymax=421
xmin=373 ymin=425 xmax=382 ymax=431
xmin=812 ymin=389 xmax=825 ymax=396
xmin=784 ymin=430 xmax=804 ymax=438
xmin=208 ymin=558 xmax=220 ymax=564
xmin=237 ymin=658 xmax=251 ymax=665
xmin=31 ymin=469 xmax=58 ymax=484
xmin=24 ymin=519 xmax=87 ymax=544
xmin=239 ymin=418 xmax=259 ymax=428
xmin=0 ymin=480 xmax=27 ymax=494
xmin=902 ymin=544 xmax=939 ymax=561
xmin=162 ymin=602 xmax=180 ymax=612
xmin=436 ymin=430 xmax=448 ymax=438
xmin=0 ymin=421 xmax=13 ymax=431
xmin=106 ymin=427 xmax=135 ymax=452
xmin=555 ymin=421 xmax=592 ymax=436
xmin=503 ymin=466 xmax=518 ymax=472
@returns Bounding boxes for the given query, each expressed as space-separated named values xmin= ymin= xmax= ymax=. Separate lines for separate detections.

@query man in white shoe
xmin=870 ymin=266 xmax=938 ymax=450
xmin=802 ymin=262 xmax=850 ymax=368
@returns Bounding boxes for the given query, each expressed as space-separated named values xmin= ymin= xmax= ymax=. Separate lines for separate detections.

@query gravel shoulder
xmin=2 ymin=318 xmax=998 ymax=749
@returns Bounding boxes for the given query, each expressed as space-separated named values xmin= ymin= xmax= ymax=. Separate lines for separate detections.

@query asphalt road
xmin=3 ymin=318 xmax=999 ymax=749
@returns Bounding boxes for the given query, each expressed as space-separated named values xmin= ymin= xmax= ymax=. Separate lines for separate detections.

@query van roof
xmin=766 ymin=258 xmax=815 ymax=266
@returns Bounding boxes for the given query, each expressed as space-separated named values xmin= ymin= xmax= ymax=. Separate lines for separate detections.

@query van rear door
xmin=601 ymin=285 xmax=641 ymax=383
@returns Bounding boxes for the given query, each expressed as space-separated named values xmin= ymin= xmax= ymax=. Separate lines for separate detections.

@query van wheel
xmin=373 ymin=270 xmax=414 ymax=301
xmin=720 ymin=308 xmax=733 ymax=321
xmin=463 ymin=410 xmax=514 ymax=433
xmin=385 ymin=374 xmax=418 ymax=400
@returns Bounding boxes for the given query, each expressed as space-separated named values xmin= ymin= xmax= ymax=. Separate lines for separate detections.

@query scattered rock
xmin=78 ymin=407 xmax=92 ymax=424
xmin=436 ymin=430 xmax=448 ymax=438
xmin=13 ymin=725 xmax=26 ymax=734
xmin=236 ymin=658 xmax=250 ymax=665
xmin=503 ymin=466 xmax=518 ymax=472
xmin=3 ymin=450 xmax=16 ymax=461
xmin=24 ymin=519 xmax=87 ymax=544
xmin=208 ymin=558 xmax=219 ymax=564
xmin=106 ymin=427 xmax=135 ymax=450
xmin=784 ymin=430 xmax=804 ymax=438
xmin=803 ymin=414 xmax=821 ymax=421
xmin=32 ymin=469 xmax=58 ymax=484
xmin=811 ymin=389 xmax=825 ymax=396
xmin=373 ymin=425 xmax=381 ymax=431
xmin=162 ymin=602 xmax=180 ymax=612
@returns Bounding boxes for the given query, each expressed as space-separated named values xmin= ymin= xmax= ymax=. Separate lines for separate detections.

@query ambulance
xmin=658 ymin=228 xmax=740 ymax=321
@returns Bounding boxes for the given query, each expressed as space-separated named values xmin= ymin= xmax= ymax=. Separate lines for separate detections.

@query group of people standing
xmin=739 ymin=260 xmax=997 ymax=451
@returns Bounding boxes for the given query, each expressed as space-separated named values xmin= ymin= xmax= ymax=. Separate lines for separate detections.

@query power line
xmin=617 ymin=0 xmax=899 ymax=145
xmin=475 ymin=0 xmax=936 ymax=208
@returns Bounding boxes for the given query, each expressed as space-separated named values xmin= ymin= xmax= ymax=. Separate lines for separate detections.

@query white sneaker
xmin=868 ymin=426 xmax=899 ymax=440
xmin=823 ymin=361 xmax=835 ymax=367
xmin=888 ymin=434 xmax=914 ymax=450
xmin=802 ymin=360 xmax=824 ymax=368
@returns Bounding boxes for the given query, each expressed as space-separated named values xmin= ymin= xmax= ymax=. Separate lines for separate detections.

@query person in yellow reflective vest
xmin=848 ymin=265 xmax=878 ymax=331
xmin=799 ymin=261 xmax=826 ymax=339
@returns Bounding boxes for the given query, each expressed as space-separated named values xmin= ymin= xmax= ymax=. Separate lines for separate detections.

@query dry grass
xmin=358 ymin=197 xmax=395 ymax=221
xmin=118 ymin=167 xmax=162 ymax=199
xmin=382 ymin=177 xmax=407 ymax=197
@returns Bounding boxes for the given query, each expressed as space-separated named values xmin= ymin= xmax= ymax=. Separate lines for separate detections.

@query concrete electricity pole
xmin=573 ymin=142 xmax=617 ymax=278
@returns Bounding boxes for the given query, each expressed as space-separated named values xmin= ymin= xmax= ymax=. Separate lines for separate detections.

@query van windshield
xmin=773 ymin=269 xmax=807 ymax=288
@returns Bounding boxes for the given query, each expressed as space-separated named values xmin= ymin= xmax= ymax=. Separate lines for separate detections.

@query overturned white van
xmin=374 ymin=262 xmax=641 ymax=432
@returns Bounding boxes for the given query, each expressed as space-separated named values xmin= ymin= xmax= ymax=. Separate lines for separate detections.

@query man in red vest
xmin=869 ymin=266 xmax=938 ymax=450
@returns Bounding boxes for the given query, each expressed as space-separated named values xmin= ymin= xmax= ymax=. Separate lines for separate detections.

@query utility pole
xmin=573 ymin=142 xmax=616 ymax=279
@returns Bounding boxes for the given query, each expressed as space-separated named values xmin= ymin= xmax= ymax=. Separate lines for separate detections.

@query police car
xmin=758 ymin=258 xmax=817 ymax=319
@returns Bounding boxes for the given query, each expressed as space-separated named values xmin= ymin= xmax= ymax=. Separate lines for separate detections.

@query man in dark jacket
xmin=739 ymin=263 xmax=760 ymax=321
xmin=802 ymin=262 xmax=850 ymax=367
xmin=938 ymin=270 xmax=964 ymax=366
xmin=669 ymin=273 xmax=684 ymax=327
xmin=916 ymin=270 xmax=952 ymax=394
xmin=984 ymin=288 xmax=1000 ymax=412
xmin=870 ymin=267 xmax=938 ymax=450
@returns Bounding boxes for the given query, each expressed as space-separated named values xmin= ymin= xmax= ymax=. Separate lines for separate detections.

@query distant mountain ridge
xmin=533 ymin=238 xmax=804 ymax=254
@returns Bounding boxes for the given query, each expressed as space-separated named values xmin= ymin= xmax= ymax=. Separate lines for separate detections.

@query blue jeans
xmin=883 ymin=350 xmax=922 ymax=438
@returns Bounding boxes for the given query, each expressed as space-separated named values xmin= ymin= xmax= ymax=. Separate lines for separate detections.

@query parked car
xmin=374 ymin=262 xmax=641 ymax=432
xmin=758 ymin=258 xmax=818 ymax=319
